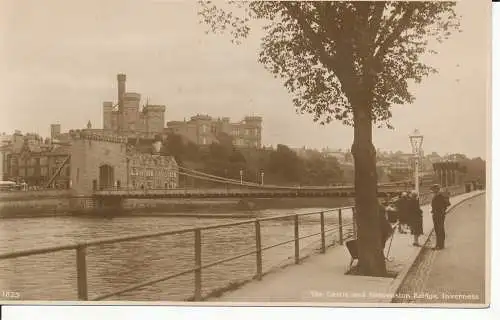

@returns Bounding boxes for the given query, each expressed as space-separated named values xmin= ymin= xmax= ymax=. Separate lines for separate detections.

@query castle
xmin=102 ymin=74 xmax=165 ymax=138
xmin=166 ymin=114 xmax=263 ymax=148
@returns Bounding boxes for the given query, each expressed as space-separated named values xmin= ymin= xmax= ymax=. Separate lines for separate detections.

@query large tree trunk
xmin=351 ymin=96 xmax=387 ymax=277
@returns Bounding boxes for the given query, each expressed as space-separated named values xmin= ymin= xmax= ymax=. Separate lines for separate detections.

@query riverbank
xmin=0 ymin=196 xmax=354 ymax=219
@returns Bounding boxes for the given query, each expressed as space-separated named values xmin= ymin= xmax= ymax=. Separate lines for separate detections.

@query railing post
xmin=194 ymin=228 xmax=202 ymax=301
xmin=338 ymin=209 xmax=343 ymax=245
xmin=294 ymin=214 xmax=300 ymax=264
xmin=76 ymin=245 xmax=88 ymax=301
xmin=320 ymin=211 xmax=326 ymax=253
xmin=255 ymin=219 xmax=263 ymax=280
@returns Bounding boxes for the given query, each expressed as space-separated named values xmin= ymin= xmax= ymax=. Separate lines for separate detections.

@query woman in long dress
xmin=408 ymin=191 xmax=424 ymax=246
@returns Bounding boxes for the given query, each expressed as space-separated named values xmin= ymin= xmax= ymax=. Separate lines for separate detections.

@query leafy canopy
xmin=199 ymin=1 xmax=460 ymax=128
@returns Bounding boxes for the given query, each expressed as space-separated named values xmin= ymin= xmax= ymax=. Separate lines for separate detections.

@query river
xmin=0 ymin=204 xmax=355 ymax=301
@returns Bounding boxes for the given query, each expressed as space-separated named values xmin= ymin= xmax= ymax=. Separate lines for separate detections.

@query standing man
xmin=408 ymin=191 xmax=423 ymax=247
xmin=430 ymin=184 xmax=451 ymax=250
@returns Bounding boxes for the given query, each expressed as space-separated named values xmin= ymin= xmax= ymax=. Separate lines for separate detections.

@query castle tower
xmin=243 ymin=116 xmax=263 ymax=148
xmin=117 ymin=74 xmax=127 ymax=132
xmin=102 ymin=101 xmax=114 ymax=130
xmin=143 ymin=104 xmax=166 ymax=136
xmin=50 ymin=124 xmax=61 ymax=140
xmin=123 ymin=92 xmax=141 ymax=133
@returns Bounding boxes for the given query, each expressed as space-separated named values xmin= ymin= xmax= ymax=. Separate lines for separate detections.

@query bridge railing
xmin=0 ymin=206 xmax=357 ymax=301
xmin=95 ymin=178 xmax=413 ymax=191
xmin=96 ymin=180 xmax=414 ymax=194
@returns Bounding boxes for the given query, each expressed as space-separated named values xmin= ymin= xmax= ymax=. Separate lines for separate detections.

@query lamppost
xmin=409 ymin=129 xmax=424 ymax=195
xmin=260 ymin=169 xmax=264 ymax=186
xmin=444 ymin=158 xmax=450 ymax=188
xmin=224 ymin=169 xmax=228 ymax=192
xmin=240 ymin=169 xmax=243 ymax=185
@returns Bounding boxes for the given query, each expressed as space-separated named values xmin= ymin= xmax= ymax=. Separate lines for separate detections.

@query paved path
xmin=210 ymin=191 xmax=485 ymax=304
xmin=394 ymin=193 xmax=486 ymax=304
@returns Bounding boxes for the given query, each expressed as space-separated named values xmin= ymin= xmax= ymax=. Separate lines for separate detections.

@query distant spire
xmin=87 ymin=120 xmax=92 ymax=129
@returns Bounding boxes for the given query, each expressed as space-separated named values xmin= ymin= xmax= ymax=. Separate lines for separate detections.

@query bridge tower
xmin=68 ymin=129 xmax=128 ymax=196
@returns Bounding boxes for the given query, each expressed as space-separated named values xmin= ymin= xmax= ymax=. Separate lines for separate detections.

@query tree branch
xmin=282 ymin=2 xmax=351 ymax=85
xmin=374 ymin=3 xmax=417 ymax=61
xmin=368 ymin=2 xmax=386 ymax=50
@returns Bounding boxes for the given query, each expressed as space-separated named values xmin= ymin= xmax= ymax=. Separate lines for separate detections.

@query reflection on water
xmin=0 ymin=205 xmax=354 ymax=301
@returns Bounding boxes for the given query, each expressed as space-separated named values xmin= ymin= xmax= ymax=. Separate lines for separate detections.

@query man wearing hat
xmin=430 ymin=184 xmax=451 ymax=250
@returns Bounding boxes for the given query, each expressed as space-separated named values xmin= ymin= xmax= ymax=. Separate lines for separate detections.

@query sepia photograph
xmin=0 ymin=0 xmax=490 ymax=307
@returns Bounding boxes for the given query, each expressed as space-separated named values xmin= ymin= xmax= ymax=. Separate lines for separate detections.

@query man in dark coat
xmin=408 ymin=191 xmax=423 ymax=246
xmin=430 ymin=184 xmax=451 ymax=250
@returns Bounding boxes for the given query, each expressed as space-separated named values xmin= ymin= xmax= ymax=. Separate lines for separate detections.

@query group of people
xmin=382 ymin=184 xmax=451 ymax=250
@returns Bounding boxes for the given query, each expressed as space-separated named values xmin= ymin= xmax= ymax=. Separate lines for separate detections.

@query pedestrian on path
xmin=396 ymin=192 xmax=410 ymax=233
xmin=408 ymin=190 xmax=423 ymax=246
xmin=430 ymin=184 xmax=451 ymax=250
xmin=385 ymin=198 xmax=399 ymax=224
xmin=379 ymin=202 xmax=393 ymax=249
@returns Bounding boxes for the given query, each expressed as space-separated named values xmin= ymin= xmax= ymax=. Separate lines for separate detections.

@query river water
xmin=0 ymin=203 xmax=355 ymax=301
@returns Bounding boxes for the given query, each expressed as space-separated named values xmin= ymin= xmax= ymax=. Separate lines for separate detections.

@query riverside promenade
xmin=394 ymin=193 xmax=486 ymax=305
xmin=210 ymin=190 xmax=486 ymax=305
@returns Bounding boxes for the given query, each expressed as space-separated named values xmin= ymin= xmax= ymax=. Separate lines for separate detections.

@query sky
xmin=0 ymin=0 xmax=490 ymax=159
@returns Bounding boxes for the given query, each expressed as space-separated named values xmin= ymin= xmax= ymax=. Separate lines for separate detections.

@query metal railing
xmin=0 ymin=206 xmax=356 ymax=301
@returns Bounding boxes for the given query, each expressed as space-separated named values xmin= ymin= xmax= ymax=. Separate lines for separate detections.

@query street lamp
xmin=409 ymin=129 xmax=424 ymax=195
xmin=444 ymin=159 xmax=450 ymax=188
xmin=224 ymin=169 xmax=228 ymax=192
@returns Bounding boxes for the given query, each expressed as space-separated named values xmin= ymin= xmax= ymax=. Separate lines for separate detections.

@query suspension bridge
xmin=93 ymin=164 xmax=428 ymax=200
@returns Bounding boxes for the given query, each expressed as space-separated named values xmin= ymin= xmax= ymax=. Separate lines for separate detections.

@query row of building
xmin=293 ymin=146 xmax=459 ymax=184
xmin=0 ymin=130 xmax=180 ymax=191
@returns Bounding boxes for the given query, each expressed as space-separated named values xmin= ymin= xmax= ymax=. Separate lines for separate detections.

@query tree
xmin=165 ymin=133 xmax=185 ymax=161
xmin=301 ymin=153 xmax=343 ymax=186
xmin=459 ymin=157 xmax=486 ymax=185
xmin=269 ymin=144 xmax=302 ymax=183
xmin=200 ymin=1 xmax=459 ymax=276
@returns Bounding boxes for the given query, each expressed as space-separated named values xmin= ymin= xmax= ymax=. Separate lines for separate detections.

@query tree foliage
xmin=199 ymin=1 xmax=460 ymax=128
xmin=164 ymin=133 xmax=343 ymax=186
